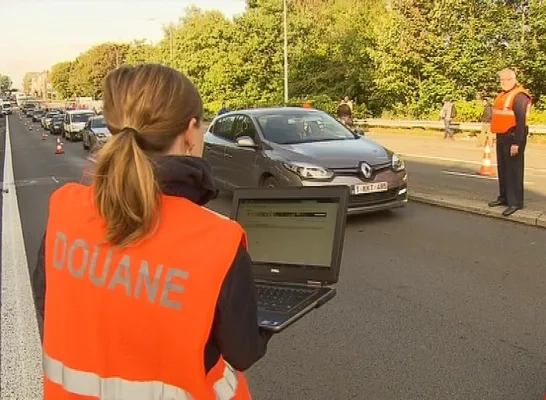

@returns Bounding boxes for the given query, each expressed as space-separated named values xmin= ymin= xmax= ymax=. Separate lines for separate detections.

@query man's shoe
xmin=502 ymin=206 xmax=520 ymax=217
xmin=488 ymin=199 xmax=506 ymax=207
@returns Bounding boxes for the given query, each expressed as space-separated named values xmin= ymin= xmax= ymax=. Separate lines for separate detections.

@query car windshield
xmin=52 ymin=116 xmax=63 ymax=122
xmin=91 ymin=117 xmax=107 ymax=128
xmin=46 ymin=112 xmax=59 ymax=117
xmin=72 ymin=113 xmax=94 ymax=123
xmin=256 ymin=111 xmax=356 ymax=145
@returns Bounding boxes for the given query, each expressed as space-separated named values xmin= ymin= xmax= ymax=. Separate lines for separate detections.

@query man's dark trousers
xmin=495 ymin=134 xmax=526 ymax=208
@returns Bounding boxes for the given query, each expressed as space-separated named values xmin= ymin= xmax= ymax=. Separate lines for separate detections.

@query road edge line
xmin=1 ymin=115 xmax=43 ymax=398
xmin=408 ymin=191 xmax=545 ymax=229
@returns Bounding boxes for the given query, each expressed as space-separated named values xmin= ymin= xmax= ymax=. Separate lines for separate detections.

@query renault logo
xmin=360 ymin=162 xmax=373 ymax=179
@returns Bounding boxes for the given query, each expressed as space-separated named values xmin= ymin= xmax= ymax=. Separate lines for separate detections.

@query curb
xmin=408 ymin=191 xmax=546 ymax=229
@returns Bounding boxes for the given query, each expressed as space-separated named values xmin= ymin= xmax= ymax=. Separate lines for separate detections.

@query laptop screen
xmin=234 ymin=198 xmax=340 ymax=268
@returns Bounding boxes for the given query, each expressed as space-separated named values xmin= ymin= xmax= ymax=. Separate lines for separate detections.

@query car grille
xmin=332 ymin=162 xmax=391 ymax=177
xmin=348 ymin=187 xmax=399 ymax=207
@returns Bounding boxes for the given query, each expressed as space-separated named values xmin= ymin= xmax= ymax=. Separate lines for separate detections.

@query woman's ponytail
xmin=92 ymin=127 xmax=159 ymax=246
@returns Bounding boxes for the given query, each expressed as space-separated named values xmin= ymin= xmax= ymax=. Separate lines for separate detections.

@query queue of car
xmin=22 ymin=104 xmax=111 ymax=152
xmin=18 ymin=103 xmax=408 ymax=215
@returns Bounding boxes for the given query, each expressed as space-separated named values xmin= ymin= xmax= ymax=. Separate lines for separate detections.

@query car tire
xmin=262 ymin=176 xmax=280 ymax=188
xmin=83 ymin=137 xmax=90 ymax=150
xmin=69 ymin=132 xmax=75 ymax=142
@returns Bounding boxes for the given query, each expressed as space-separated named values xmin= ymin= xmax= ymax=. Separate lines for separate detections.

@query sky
xmin=0 ymin=0 xmax=247 ymax=89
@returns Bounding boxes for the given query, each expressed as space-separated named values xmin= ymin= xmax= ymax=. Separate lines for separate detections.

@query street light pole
xmin=283 ymin=0 xmax=288 ymax=105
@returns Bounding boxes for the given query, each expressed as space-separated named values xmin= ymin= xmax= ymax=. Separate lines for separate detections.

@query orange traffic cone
xmin=477 ymin=143 xmax=495 ymax=176
xmin=55 ymin=137 xmax=64 ymax=155
xmin=41 ymin=131 xmax=47 ymax=140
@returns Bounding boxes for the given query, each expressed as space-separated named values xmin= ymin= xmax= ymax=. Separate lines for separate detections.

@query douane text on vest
xmin=52 ymin=231 xmax=189 ymax=309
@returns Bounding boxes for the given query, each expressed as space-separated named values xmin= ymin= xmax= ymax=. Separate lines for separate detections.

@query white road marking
xmin=1 ymin=116 xmax=43 ymax=398
xmin=401 ymin=152 xmax=546 ymax=173
xmin=51 ymin=176 xmax=59 ymax=183
xmin=441 ymin=170 xmax=534 ymax=185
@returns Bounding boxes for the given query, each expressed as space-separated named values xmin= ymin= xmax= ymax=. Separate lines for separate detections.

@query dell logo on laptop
xmin=360 ymin=162 xmax=373 ymax=179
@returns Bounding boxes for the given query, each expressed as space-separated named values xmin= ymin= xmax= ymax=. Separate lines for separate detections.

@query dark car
xmin=203 ymin=107 xmax=408 ymax=215
xmin=32 ymin=109 xmax=45 ymax=122
xmin=82 ymin=115 xmax=111 ymax=151
xmin=49 ymin=115 xmax=64 ymax=135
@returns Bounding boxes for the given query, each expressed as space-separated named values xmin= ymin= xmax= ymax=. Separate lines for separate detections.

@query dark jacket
xmin=481 ymin=103 xmax=492 ymax=123
xmin=31 ymin=156 xmax=272 ymax=373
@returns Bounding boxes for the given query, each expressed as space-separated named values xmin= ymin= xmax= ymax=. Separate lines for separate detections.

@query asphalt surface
xmin=2 ymin=114 xmax=546 ymax=399
xmin=368 ymin=132 xmax=546 ymax=212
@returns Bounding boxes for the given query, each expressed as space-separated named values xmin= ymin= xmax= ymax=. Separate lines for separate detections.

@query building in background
xmin=29 ymin=71 xmax=57 ymax=100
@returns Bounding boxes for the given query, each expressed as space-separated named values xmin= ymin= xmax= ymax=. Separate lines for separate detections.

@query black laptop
xmin=230 ymin=185 xmax=349 ymax=332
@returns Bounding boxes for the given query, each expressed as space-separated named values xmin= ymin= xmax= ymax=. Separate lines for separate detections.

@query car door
xmin=224 ymin=115 xmax=262 ymax=189
xmin=82 ymin=119 xmax=91 ymax=148
xmin=203 ymin=115 xmax=236 ymax=189
xmin=63 ymin=113 xmax=70 ymax=137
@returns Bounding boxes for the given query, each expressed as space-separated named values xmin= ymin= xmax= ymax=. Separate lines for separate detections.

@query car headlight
xmin=392 ymin=154 xmax=405 ymax=172
xmin=282 ymin=162 xmax=334 ymax=180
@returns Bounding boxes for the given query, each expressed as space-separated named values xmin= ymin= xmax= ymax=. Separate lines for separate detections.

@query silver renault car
xmin=203 ymin=107 xmax=408 ymax=214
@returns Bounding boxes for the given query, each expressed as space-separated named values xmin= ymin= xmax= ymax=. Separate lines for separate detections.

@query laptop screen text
xmin=235 ymin=198 xmax=339 ymax=268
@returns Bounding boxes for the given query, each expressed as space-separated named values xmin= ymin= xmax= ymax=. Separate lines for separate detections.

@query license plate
xmin=351 ymin=182 xmax=388 ymax=195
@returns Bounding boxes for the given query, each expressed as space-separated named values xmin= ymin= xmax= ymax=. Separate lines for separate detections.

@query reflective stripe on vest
xmin=44 ymin=352 xmax=238 ymax=400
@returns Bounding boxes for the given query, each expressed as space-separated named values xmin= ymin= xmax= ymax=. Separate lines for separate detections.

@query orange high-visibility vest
xmin=490 ymin=85 xmax=532 ymax=134
xmin=43 ymin=183 xmax=252 ymax=400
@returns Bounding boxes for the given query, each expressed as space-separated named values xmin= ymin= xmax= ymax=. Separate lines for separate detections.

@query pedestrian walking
xmin=487 ymin=68 xmax=531 ymax=216
xmin=31 ymin=64 xmax=271 ymax=399
xmin=478 ymin=98 xmax=493 ymax=147
xmin=337 ymin=96 xmax=353 ymax=127
xmin=440 ymin=98 xmax=457 ymax=139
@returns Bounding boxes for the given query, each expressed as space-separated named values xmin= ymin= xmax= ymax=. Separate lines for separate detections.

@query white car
xmin=62 ymin=110 xmax=96 ymax=141
xmin=1 ymin=102 xmax=12 ymax=115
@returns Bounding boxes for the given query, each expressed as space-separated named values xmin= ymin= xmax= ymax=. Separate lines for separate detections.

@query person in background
xmin=478 ymin=98 xmax=493 ymax=147
xmin=440 ymin=98 xmax=457 ymax=140
xmin=31 ymin=64 xmax=271 ymax=399
xmin=218 ymin=102 xmax=230 ymax=116
xmin=488 ymin=67 xmax=532 ymax=217
xmin=337 ymin=96 xmax=353 ymax=127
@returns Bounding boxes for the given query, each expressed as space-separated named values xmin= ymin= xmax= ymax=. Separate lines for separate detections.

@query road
xmin=2 ymin=115 xmax=546 ymax=399
xmin=367 ymin=131 xmax=546 ymax=212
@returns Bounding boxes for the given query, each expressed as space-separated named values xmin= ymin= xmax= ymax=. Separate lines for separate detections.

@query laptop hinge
xmin=307 ymin=280 xmax=323 ymax=287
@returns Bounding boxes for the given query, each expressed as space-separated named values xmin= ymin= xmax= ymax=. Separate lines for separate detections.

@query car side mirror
xmin=354 ymin=128 xmax=365 ymax=136
xmin=236 ymin=136 xmax=259 ymax=148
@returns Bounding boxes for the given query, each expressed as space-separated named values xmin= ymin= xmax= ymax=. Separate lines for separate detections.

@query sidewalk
xmin=367 ymin=132 xmax=546 ymax=228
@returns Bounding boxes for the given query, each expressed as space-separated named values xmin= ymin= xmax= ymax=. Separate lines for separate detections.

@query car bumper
xmin=298 ymin=169 xmax=408 ymax=214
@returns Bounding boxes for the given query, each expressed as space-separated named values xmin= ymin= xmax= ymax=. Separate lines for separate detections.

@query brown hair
xmin=93 ymin=64 xmax=203 ymax=247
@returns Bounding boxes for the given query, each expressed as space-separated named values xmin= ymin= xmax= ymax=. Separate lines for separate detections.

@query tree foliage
xmin=0 ymin=74 xmax=12 ymax=91
xmin=43 ymin=0 xmax=546 ymax=120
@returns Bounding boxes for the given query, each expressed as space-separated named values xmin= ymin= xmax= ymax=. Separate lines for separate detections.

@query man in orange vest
xmin=488 ymin=68 xmax=531 ymax=217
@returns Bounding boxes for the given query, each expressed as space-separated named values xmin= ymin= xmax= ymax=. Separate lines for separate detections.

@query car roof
xmin=219 ymin=107 xmax=324 ymax=118
xmin=66 ymin=110 xmax=95 ymax=114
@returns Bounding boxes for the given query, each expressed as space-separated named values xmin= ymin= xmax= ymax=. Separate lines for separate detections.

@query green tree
xmin=22 ymin=72 xmax=39 ymax=94
xmin=69 ymin=43 xmax=130 ymax=98
xmin=0 ymin=74 xmax=12 ymax=91
xmin=49 ymin=61 xmax=73 ymax=99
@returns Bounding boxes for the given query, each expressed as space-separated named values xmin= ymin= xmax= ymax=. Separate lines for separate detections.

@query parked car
xmin=62 ymin=109 xmax=96 ymax=141
xmin=82 ymin=115 xmax=111 ymax=151
xmin=49 ymin=115 xmax=64 ymax=135
xmin=42 ymin=111 xmax=60 ymax=129
xmin=204 ymin=107 xmax=408 ymax=215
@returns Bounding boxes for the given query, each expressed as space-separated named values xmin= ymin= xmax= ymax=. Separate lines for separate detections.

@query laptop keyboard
xmin=256 ymin=285 xmax=316 ymax=313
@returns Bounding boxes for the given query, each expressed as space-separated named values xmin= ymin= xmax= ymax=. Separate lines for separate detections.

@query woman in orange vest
xmin=487 ymin=67 xmax=532 ymax=217
xmin=31 ymin=64 xmax=272 ymax=399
